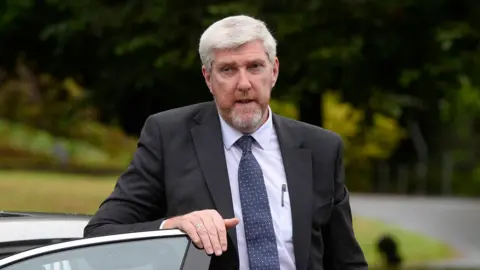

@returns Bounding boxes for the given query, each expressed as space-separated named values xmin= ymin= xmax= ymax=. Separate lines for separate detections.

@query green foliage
xmin=474 ymin=167 xmax=480 ymax=184
xmin=2 ymin=0 xmax=479 ymax=124
xmin=269 ymin=99 xmax=299 ymax=120
xmin=0 ymin=119 xmax=133 ymax=170
xmin=1 ymin=0 xmax=480 ymax=195
xmin=0 ymin=60 xmax=137 ymax=171
xmin=440 ymin=75 xmax=480 ymax=123
xmin=0 ymin=60 xmax=91 ymax=136
xmin=322 ymin=91 xmax=405 ymax=166
xmin=0 ymin=0 xmax=35 ymax=27
xmin=271 ymin=94 xmax=405 ymax=166
xmin=437 ymin=75 xmax=480 ymax=189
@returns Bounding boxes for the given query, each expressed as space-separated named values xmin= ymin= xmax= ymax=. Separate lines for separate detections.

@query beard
xmin=229 ymin=102 xmax=264 ymax=133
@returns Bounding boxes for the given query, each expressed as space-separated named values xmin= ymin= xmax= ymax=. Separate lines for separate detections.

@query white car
xmin=0 ymin=211 xmax=210 ymax=270
xmin=0 ymin=211 xmax=90 ymax=259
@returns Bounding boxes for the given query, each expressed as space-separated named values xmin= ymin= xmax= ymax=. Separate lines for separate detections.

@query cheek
xmin=212 ymin=81 xmax=236 ymax=103
xmin=257 ymin=76 xmax=272 ymax=97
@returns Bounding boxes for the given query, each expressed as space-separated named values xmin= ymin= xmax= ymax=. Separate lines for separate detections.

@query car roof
xmin=0 ymin=211 xmax=91 ymax=219
xmin=0 ymin=211 xmax=91 ymax=259
xmin=0 ymin=211 xmax=91 ymax=241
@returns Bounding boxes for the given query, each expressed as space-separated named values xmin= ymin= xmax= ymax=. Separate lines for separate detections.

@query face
xmin=202 ymin=40 xmax=279 ymax=133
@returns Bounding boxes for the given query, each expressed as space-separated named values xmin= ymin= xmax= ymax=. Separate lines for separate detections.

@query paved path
xmin=350 ymin=194 xmax=480 ymax=268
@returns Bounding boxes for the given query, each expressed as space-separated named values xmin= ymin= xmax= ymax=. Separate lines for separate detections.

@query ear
xmin=272 ymin=57 xmax=279 ymax=87
xmin=202 ymin=65 xmax=213 ymax=93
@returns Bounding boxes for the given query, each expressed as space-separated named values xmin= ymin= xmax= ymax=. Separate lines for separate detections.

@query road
xmin=350 ymin=193 xmax=480 ymax=268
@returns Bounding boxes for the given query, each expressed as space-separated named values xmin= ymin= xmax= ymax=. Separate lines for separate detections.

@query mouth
xmin=236 ymin=99 xmax=255 ymax=104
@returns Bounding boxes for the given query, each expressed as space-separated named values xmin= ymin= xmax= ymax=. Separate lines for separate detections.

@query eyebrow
xmin=216 ymin=58 xmax=266 ymax=67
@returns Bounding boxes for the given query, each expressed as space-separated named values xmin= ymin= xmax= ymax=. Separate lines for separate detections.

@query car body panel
xmin=0 ymin=211 xmax=91 ymax=259
xmin=0 ymin=219 xmax=89 ymax=242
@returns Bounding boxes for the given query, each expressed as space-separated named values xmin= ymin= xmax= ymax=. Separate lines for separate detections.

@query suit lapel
xmin=273 ymin=115 xmax=313 ymax=270
xmin=190 ymin=103 xmax=238 ymax=250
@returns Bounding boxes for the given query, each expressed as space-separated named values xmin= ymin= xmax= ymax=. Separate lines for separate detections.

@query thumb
xmin=224 ymin=217 xmax=240 ymax=228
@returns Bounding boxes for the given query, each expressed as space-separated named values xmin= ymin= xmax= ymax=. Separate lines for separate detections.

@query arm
xmin=84 ymin=115 xmax=167 ymax=237
xmin=322 ymin=138 xmax=368 ymax=269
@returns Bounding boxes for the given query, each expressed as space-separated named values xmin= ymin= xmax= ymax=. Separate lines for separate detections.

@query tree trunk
xmin=299 ymin=91 xmax=323 ymax=127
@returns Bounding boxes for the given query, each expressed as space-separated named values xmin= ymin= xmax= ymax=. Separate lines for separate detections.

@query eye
xmin=220 ymin=66 xmax=233 ymax=73
xmin=249 ymin=63 xmax=264 ymax=72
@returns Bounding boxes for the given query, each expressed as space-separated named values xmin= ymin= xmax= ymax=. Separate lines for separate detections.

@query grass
xmin=0 ymin=170 xmax=458 ymax=265
xmin=353 ymin=216 xmax=458 ymax=266
xmin=0 ymin=170 xmax=116 ymax=214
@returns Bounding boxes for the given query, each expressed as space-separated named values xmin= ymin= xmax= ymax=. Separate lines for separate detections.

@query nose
xmin=237 ymin=68 xmax=252 ymax=91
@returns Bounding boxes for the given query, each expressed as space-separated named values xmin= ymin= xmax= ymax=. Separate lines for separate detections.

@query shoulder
xmin=274 ymin=114 xmax=342 ymax=146
xmin=147 ymin=102 xmax=213 ymax=124
xmin=139 ymin=102 xmax=214 ymax=138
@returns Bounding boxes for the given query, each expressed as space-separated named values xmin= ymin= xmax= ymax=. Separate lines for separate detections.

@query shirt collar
xmin=218 ymin=106 xmax=273 ymax=150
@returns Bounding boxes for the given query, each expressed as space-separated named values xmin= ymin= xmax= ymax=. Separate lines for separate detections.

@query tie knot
xmin=235 ymin=135 xmax=254 ymax=153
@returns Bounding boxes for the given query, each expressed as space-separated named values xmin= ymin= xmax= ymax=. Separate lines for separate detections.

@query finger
xmin=224 ymin=217 xmax=240 ymax=228
xmin=198 ymin=213 xmax=222 ymax=256
xmin=181 ymin=220 xmax=203 ymax=249
xmin=190 ymin=214 xmax=214 ymax=255
xmin=210 ymin=212 xmax=228 ymax=252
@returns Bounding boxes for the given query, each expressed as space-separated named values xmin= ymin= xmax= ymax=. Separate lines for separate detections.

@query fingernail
xmin=215 ymin=250 xmax=222 ymax=256
xmin=207 ymin=248 xmax=213 ymax=254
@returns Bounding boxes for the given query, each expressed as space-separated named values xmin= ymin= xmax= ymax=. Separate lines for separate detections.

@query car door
xmin=0 ymin=229 xmax=211 ymax=270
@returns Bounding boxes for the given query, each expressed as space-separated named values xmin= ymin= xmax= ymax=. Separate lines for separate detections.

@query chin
xmin=230 ymin=110 xmax=264 ymax=133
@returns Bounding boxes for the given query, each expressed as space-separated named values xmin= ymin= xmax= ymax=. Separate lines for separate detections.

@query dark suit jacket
xmin=84 ymin=101 xmax=368 ymax=270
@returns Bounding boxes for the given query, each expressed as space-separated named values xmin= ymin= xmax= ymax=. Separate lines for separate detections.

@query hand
xmin=163 ymin=210 xmax=239 ymax=256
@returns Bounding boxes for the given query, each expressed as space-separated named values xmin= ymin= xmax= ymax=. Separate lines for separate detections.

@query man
xmin=84 ymin=15 xmax=368 ymax=270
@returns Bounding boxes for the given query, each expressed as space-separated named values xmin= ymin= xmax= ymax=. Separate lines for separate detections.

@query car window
xmin=2 ymin=236 xmax=190 ymax=270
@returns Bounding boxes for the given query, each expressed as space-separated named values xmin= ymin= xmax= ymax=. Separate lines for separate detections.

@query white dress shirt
xmin=219 ymin=107 xmax=296 ymax=270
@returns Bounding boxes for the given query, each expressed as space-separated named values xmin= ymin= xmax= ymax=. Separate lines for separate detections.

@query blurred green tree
xmin=1 ymin=0 xmax=480 ymax=193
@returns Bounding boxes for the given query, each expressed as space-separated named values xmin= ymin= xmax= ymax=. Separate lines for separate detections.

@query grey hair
xmin=198 ymin=15 xmax=277 ymax=72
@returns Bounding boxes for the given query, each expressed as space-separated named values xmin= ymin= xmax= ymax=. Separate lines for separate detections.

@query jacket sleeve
xmin=322 ymin=138 xmax=369 ymax=269
xmin=84 ymin=115 xmax=167 ymax=237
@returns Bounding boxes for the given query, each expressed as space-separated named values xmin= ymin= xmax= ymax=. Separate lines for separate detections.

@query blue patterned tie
xmin=235 ymin=135 xmax=280 ymax=270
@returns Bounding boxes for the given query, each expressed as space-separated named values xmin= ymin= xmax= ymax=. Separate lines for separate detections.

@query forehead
xmin=213 ymin=40 xmax=269 ymax=65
